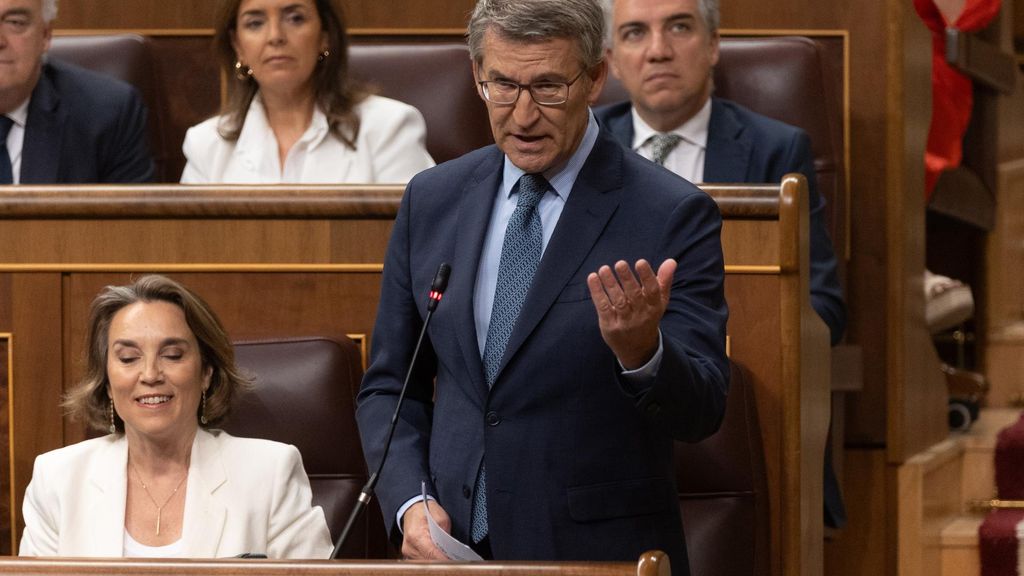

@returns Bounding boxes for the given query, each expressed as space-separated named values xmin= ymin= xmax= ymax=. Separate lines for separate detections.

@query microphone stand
xmin=331 ymin=263 xmax=450 ymax=559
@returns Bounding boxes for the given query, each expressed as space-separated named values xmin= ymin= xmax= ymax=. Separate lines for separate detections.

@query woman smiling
xmin=19 ymin=275 xmax=333 ymax=558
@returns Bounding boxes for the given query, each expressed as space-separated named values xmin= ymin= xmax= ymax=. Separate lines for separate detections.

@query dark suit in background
xmin=20 ymin=59 xmax=153 ymax=184
xmin=597 ymin=96 xmax=849 ymax=528
xmin=356 ymin=127 xmax=729 ymax=572
xmin=596 ymin=97 xmax=846 ymax=345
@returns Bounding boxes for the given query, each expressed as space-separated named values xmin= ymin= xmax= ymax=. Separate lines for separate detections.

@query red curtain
xmin=914 ymin=0 xmax=1002 ymax=199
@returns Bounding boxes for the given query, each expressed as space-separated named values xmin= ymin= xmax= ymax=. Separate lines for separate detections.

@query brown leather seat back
xmin=48 ymin=34 xmax=172 ymax=182
xmin=598 ymin=36 xmax=846 ymax=275
xmin=224 ymin=336 xmax=388 ymax=559
xmin=675 ymin=362 xmax=769 ymax=576
xmin=348 ymin=43 xmax=493 ymax=164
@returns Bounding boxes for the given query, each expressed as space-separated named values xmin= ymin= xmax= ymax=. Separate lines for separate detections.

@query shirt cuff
xmin=618 ymin=330 xmax=663 ymax=393
xmin=396 ymin=494 xmax=436 ymax=535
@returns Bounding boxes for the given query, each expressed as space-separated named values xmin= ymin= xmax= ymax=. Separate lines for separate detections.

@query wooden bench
xmin=0 ymin=178 xmax=827 ymax=575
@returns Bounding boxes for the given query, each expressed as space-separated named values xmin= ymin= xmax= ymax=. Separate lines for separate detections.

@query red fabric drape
xmin=913 ymin=0 xmax=1002 ymax=199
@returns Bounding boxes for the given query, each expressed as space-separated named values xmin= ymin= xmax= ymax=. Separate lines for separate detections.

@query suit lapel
xmin=602 ymin=104 xmax=635 ymax=150
xmin=182 ymin=429 xmax=228 ymax=557
xmin=20 ymin=68 xmax=65 ymax=184
xmin=494 ymin=132 xmax=622 ymax=383
xmin=80 ymin=436 xmax=128 ymax=556
xmin=703 ymin=98 xmax=752 ymax=182
xmin=451 ymin=148 xmax=504 ymax=400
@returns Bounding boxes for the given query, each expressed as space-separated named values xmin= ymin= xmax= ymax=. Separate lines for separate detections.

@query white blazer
xmin=19 ymin=429 xmax=333 ymax=559
xmin=180 ymin=94 xmax=435 ymax=184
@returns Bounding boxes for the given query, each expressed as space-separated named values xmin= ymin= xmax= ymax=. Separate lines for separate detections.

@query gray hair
xmin=42 ymin=0 xmax=58 ymax=23
xmin=601 ymin=0 xmax=720 ymax=48
xmin=467 ymin=0 xmax=606 ymax=71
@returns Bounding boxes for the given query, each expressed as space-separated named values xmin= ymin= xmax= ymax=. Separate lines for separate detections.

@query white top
xmin=19 ymin=429 xmax=333 ymax=559
xmin=3 ymin=98 xmax=30 ymax=184
xmin=180 ymin=94 xmax=435 ymax=184
xmin=630 ymin=98 xmax=712 ymax=183
xmin=123 ymin=531 xmax=186 ymax=558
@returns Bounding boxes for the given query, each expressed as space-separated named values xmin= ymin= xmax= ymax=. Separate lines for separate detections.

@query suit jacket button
xmin=463 ymin=485 xmax=471 ymax=498
xmin=486 ymin=411 xmax=501 ymax=426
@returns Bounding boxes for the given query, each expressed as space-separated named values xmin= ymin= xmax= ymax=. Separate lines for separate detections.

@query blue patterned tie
xmin=470 ymin=173 xmax=547 ymax=543
xmin=0 ymin=116 xmax=14 ymax=184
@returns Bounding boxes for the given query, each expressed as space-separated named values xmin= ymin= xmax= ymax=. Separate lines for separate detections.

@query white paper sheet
xmin=421 ymin=481 xmax=484 ymax=561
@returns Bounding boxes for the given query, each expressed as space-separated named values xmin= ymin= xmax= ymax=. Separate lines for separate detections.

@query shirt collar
xmin=241 ymin=93 xmax=330 ymax=150
xmin=630 ymin=98 xmax=712 ymax=151
xmin=6 ymin=97 xmax=30 ymax=128
xmin=502 ymin=109 xmax=600 ymax=201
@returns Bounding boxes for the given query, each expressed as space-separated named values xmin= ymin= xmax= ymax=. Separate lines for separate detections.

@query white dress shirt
xmin=3 ymin=98 xmax=31 ymax=184
xmin=631 ymin=98 xmax=712 ymax=183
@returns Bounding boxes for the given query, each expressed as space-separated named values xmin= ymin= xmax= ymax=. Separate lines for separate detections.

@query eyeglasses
xmin=478 ymin=70 xmax=586 ymax=106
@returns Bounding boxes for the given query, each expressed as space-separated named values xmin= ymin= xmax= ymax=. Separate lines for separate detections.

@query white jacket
xmin=180 ymin=94 xmax=434 ymax=184
xmin=19 ymin=429 xmax=333 ymax=559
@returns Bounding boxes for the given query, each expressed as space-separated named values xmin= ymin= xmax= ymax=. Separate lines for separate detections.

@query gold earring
xmin=109 ymin=399 xmax=116 ymax=434
xmin=234 ymin=60 xmax=253 ymax=80
xmin=200 ymin=389 xmax=209 ymax=425
xmin=318 ymin=49 xmax=330 ymax=62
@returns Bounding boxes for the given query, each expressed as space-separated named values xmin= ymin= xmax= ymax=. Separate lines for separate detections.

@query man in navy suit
xmin=595 ymin=0 xmax=847 ymax=527
xmin=356 ymin=0 xmax=727 ymax=573
xmin=0 ymin=0 xmax=153 ymax=184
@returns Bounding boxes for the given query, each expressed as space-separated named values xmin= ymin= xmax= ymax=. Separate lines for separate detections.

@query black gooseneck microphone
xmin=331 ymin=262 xmax=451 ymax=559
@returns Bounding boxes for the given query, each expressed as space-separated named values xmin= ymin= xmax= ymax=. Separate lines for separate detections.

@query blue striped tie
xmin=0 ymin=116 xmax=14 ymax=184
xmin=470 ymin=173 xmax=547 ymax=543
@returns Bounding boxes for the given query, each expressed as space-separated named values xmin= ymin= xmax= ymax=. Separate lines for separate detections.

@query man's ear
xmin=586 ymin=60 xmax=609 ymax=106
xmin=472 ymin=60 xmax=485 ymax=99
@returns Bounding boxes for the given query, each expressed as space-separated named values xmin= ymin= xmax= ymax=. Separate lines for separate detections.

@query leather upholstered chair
xmin=676 ymin=361 xmax=768 ymax=576
xmin=598 ymin=36 xmax=846 ymax=281
xmin=348 ymin=43 xmax=493 ymax=164
xmin=223 ymin=335 xmax=389 ymax=559
xmin=48 ymin=34 xmax=173 ymax=182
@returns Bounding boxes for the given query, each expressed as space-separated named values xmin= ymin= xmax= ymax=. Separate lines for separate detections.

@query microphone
xmin=331 ymin=262 xmax=451 ymax=559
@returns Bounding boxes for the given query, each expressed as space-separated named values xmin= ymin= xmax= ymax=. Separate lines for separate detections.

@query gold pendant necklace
xmin=130 ymin=461 xmax=188 ymax=536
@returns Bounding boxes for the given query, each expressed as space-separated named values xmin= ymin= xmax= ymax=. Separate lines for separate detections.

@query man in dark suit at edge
xmin=0 ymin=0 xmax=153 ymax=184
xmin=355 ymin=0 xmax=728 ymax=574
xmin=595 ymin=0 xmax=848 ymax=527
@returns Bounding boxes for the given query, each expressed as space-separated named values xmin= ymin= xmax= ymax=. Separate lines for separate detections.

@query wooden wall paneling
xmin=895 ymin=439 xmax=964 ymax=576
xmin=824 ymin=448 xmax=889 ymax=576
xmin=0 ymin=334 xmax=9 ymax=555
xmin=9 ymin=274 xmax=64 ymax=552
xmin=985 ymin=159 xmax=1024 ymax=405
xmin=0 ymin=184 xmax=829 ymax=575
xmin=54 ymin=1 xmax=217 ymax=30
xmin=53 ymin=1 xmax=478 ymax=31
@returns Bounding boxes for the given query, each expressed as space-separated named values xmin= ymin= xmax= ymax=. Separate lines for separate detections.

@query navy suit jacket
xmin=595 ymin=98 xmax=846 ymax=344
xmin=356 ymin=128 xmax=729 ymax=574
xmin=20 ymin=59 xmax=153 ymax=184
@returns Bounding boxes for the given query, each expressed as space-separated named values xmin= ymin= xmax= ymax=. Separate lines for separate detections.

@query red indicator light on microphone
xmin=429 ymin=290 xmax=443 ymax=302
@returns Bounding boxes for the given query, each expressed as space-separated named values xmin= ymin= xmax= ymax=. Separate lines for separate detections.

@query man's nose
xmin=647 ymin=31 xmax=674 ymax=60
xmin=511 ymin=87 xmax=540 ymax=125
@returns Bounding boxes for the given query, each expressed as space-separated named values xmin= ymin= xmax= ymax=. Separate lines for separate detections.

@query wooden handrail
xmin=0 ymin=550 xmax=670 ymax=576
xmin=0 ymin=185 xmax=782 ymax=220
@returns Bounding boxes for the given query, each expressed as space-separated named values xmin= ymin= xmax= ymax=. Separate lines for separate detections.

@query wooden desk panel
xmin=0 ymin=182 xmax=827 ymax=576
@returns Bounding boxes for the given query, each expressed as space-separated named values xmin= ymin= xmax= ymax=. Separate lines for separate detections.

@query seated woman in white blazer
xmin=19 ymin=275 xmax=333 ymax=558
xmin=180 ymin=0 xmax=435 ymax=184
